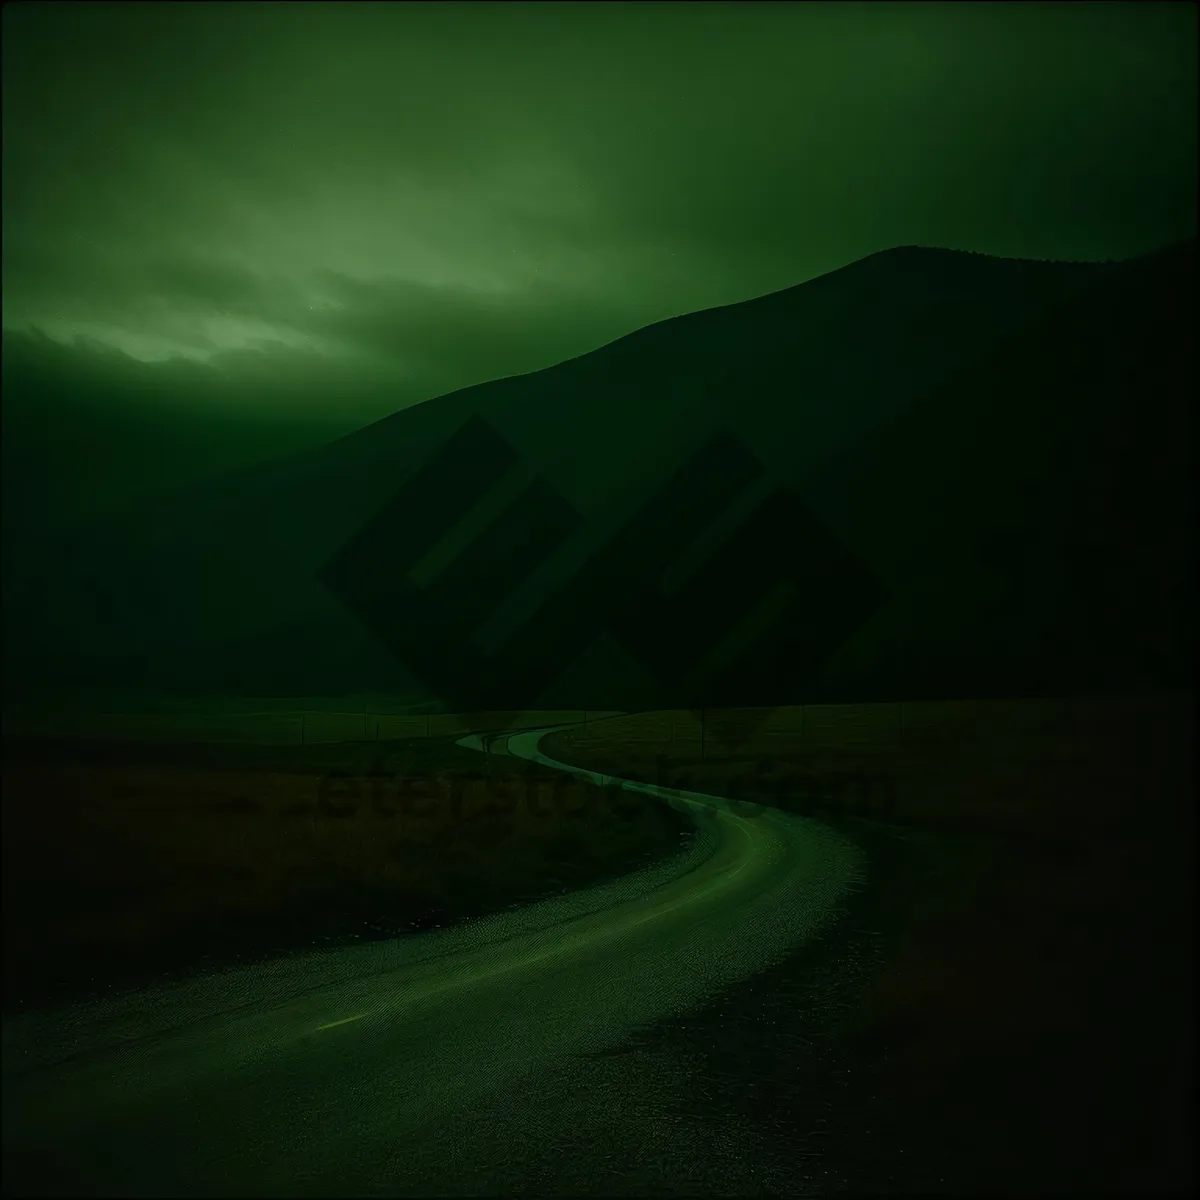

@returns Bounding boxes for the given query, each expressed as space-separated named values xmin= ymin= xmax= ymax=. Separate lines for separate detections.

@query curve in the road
xmin=2 ymin=722 xmax=865 ymax=1198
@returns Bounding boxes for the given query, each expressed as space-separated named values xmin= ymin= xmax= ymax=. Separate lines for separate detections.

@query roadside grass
xmin=540 ymin=695 xmax=1195 ymax=1193
xmin=542 ymin=694 xmax=1192 ymax=842
xmin=1 ymin=732 xmax=688 ymax=1012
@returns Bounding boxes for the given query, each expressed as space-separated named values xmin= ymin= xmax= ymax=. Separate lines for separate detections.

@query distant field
xmin=543 ymin=694 xmax=1194 ymax=844
xmin=1 ymin=726 xmax=683 ymax=1011
xmin=541 ymin=693 xmax=1195 ymax=1191
xmin=2 ymin=698 xmax=621 ymax=746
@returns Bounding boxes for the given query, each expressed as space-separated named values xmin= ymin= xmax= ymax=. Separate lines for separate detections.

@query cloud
xmin=1 ymin=0 xmax=1194 ymax=515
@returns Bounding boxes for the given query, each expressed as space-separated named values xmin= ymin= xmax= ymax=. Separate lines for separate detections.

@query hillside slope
xmin=3 ymin=241 xmax=1191 ymax=707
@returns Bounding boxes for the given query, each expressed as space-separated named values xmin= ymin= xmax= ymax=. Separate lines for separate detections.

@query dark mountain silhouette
xmin=3 ymin=239 xmax=1192 ymax=710
xmin=803 ymin=238 xmax=1194 ymax=700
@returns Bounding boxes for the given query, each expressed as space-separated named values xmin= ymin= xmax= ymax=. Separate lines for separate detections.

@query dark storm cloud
xmin=2 ymin=1 xmax=1195 ymax=517
xmin=303 ymin=269 xmax=639 ymax=380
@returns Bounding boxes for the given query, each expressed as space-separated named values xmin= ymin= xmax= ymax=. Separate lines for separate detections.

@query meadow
xmin=2 ymin=715 xmax=683 ymax=1012
xmin=542 ymin=694 xmax=1193 ymax=844
xmin=539 ymin=694 xmax=1195 ymax=1192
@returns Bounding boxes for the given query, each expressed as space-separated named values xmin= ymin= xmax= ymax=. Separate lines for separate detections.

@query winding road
xmin=2 ymin=721 xmax=864 ymax=1197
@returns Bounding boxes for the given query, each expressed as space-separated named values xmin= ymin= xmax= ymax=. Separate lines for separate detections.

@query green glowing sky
xmin=2 ymin=1 xmax=1196 ymax=516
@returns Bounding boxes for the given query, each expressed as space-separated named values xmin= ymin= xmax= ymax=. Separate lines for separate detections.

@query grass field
xmin=2 ymin=721 xmax=685 ymax=1012
xmin=540 ymin=694 xmax=1196 ymax=1192
xmin=2 ymin=695 xmax=620 ymax=745
xmin=543 ymin=694 xmax=1193 ymax=842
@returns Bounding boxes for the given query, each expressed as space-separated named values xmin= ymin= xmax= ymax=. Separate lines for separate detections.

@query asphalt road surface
xmin=2 ymin=723 xmax=864 ymax=1197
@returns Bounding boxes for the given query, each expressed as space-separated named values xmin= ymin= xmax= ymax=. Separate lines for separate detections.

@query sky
xmin=2 ymin=1 xmax=1196 ymax=520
